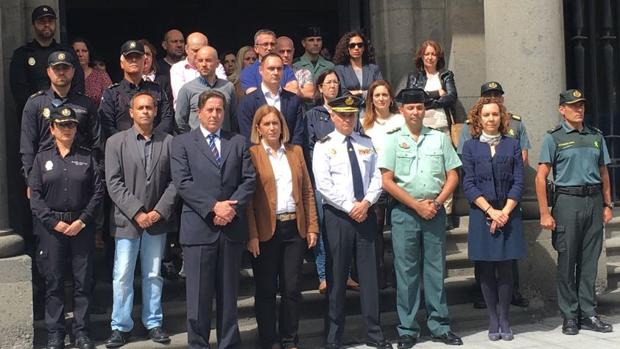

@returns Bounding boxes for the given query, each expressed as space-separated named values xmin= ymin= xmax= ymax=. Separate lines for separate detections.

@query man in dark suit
xmin=171 ymin=90 xmax=256 ymax=348
xmin=237 ymin=53 xmax=304 ymax=145
xmin=104 ymin=92 xmax=178 ymax=348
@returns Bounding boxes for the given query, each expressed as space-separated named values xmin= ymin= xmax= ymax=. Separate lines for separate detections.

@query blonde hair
xmin=250 ymin=105 xmax=290 ymax=144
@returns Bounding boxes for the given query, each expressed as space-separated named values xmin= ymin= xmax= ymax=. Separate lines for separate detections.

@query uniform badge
xmin=28 ymin=57 xmax=36 ymax=66
xmin=594 ymin=140 xmax=600 ymax=149
xmin=358 ymin=148 xmax=371 ymax=155
xmin=329 ymin=148 xmax=337 ymax=155
xmin=129 ymin=41 xmax=136 ymax=48
xmin=57 ymin=53 xmax=65 ymax=61
xmin=345 ymin=96 xmax=353 ymax=106
xmin=489 ymin=82 xmax=498 ymax=88
xmin=573 ymin=90 xmax=582 ymax=98
xmin=61 ymin=108 xmax=71 ymax=116
xmin=43 ymin=7 xmax=49 ymax=12
xmin=45 ymin=160 xmax=53 ymax=171
xmin=42 ymin=108 xmax=50 ymax=119
xmin=508 ymin=129 xmax=515 ymax=136
xmin=399 ymin=142 xmax=410 ymax=149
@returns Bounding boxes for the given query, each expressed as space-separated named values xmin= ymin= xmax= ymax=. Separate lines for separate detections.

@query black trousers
xmin=183 ymin=236 xmax=244 ymax=349
xmin=252 ymin=219 xmax=306 ymax=349
xmin=323 ymin=205 xmax=384 ymax=346
xmin=35 ymin=218 xmax=94 ymax=339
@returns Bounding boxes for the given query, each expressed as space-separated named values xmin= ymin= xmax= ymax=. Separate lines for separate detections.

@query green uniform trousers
xmin=391 ymin=204 xmax=451 ymax=337
xmin=552 ymin=192 xmax=604 ymax=319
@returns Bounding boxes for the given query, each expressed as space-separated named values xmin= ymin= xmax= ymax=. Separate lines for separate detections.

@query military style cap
xmin=48 ymin=51 xmax=74 ymax=67
xmin=302 ymin=26 xmax=323 ymax=39
xmin=395 ymin=87 xmax=427 ymax=104
xmin=328 ymin=94 xmax=362 ymax=113
xmin=32 ymin=5 xmax=56 ymax=23
xmin=49 ymin=106 xmax=78 ymax=124
xmin=120 ymin=40 xmax=145 ymax=56
xmin=559 ymin=89 xmax=586 ymax=105
xmin=480 ymin=81 xmax=504 ymax=96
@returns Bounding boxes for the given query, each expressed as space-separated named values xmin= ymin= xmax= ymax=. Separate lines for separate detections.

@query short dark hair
xmin=198 ymin=90 xmax=226 ymax=110
xmin=129 ymin=91 xmax=156 ymax=108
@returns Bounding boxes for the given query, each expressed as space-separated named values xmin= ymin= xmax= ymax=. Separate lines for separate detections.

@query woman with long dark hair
xmin=72 ymin=37 xmax=112 ymax=107
xmin=333 ymin=31 xmax=383 ymax=100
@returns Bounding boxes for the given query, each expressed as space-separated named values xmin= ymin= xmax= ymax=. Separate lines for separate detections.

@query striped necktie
xmin=207 ymin=133 xmax=221 ymax=166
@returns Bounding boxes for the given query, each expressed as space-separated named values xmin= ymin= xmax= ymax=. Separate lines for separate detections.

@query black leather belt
xmin=51 ymin=210 xmax=81 ymax=222
xmin=555 ymin=184 xmax=601 ymax=196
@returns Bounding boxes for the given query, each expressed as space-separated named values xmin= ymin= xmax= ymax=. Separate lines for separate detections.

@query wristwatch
xmin=432 ymin=199 xmax=442 ymax=209
xmin=605 ymin=202 xmax=615 ymax=209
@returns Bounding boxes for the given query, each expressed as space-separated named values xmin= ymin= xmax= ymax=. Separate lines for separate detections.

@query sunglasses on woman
xmin=348 ymin=42 xmax=365 ymax=49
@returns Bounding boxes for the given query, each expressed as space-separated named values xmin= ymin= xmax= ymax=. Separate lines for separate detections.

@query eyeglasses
xmin=256 ymin=42 xmax=276 ymax=48
xmin=348 ymin=42 xmax=365 ymax=49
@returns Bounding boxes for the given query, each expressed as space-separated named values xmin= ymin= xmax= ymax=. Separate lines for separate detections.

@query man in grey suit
xmin=104 ymin=92 xmax=178 ymax=348
xmin=171 ymin=90 xmax=256 ymax=349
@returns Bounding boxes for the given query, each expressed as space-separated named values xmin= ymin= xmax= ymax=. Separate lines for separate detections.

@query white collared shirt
xmin=200 ymin=126 xmax=221 ymax=155
xmin=262 ymin=141 xmax=296 ymax=214
xmin=261 ymin=83 xmax=282 ymax=111
xmin=170 ymin=58 xmax=227 ymax=109
xmin=312 ymin=130 xmax=382 ymax=213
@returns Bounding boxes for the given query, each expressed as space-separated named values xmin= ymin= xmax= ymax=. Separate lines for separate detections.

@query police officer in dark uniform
xmin=9 ymin=5 xmax=84 ymax=115
xmin=535 ymin=89 xmax=614 ymax=335
xmin=29 ymin=106 xmax=104 ymax=349
xmin=312 ymin=95 xmax=391 ymax=349
xmin=21 ymin=51 xmax=102 ymax=187
xmin=98 ymin=40 xmax=173 ymax=139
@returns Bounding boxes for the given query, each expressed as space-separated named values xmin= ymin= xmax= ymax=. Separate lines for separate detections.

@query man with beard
xmin=157 ymin=29 xmax=185 ymax=77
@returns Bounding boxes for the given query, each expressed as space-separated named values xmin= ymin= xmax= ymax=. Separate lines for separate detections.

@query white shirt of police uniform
xmin=261 ymin=83 xmax=282 ymax=111
xmin=200 ymin=125 xmax=221 ymax=154
xmin=170 ymin=58 xmax=227 ymax=109
xmin=262 ymin=140 xmax=296 ymax=214
xmin=312 ymin=130 xmax=382 ymax=214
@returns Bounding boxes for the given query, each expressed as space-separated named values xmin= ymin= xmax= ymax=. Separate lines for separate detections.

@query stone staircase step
xmin=605 ymin=236 xmax=620 ymax=257
xmin=607 ymin=260 xmax=620 ymax=291
xmin=604 ymin=208 xmax=620 ymax=239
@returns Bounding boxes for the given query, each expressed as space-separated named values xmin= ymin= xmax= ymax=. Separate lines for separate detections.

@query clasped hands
xmin=213 ymin=200 xmax=238 ymax=226
xmin=134 ymin=210 xmax=162 ymax=229
xmin=349 ymin=200 xmax=370 ymax=223
xmin=53 ymin=219 xmax=84 ymax=236
xmin=486 ymin=207 xmax=509 ymax=234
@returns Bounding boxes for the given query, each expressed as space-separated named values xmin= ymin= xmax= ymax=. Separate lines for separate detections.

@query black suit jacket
xmin=171 ymin=128 xmax=256 ymax=245
xmin=237 ymin=88 xmax=304 ymax=145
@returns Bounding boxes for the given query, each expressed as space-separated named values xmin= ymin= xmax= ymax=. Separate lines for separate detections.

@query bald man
xmin=169 ymin=32 xmax=227 ymax=108
xmin=175 ymin=46 xmax=236 ymax=133
xmin=276 ymin=36 xmax=314 ymax=100
xmin=157 ymin=29 xmax=185 ymax=76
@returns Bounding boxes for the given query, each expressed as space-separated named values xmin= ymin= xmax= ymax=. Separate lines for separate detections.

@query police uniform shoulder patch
xmin=510 ymin=113 xmax=522 ymax=121
xmin=586 ymin=124 xmax=603 ymax=134
xmin=78 ymin=145 xmax=92 ymax=153
xmin=107 ymin=82 xmax=120 ymax=89
xmin=547 ymin=125 xmax=562 ymax=134
xmin=387 ymin=127 xmax=401 ymax=134
xmin=465 ymin=119 xmax=471 ymax=125
xmin=318 ymin=135 xmax=331 ymax=143
xmin=29 ymin=90 xmax=45 ymax=99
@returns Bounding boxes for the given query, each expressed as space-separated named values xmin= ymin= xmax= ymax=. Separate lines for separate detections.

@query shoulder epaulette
xmin=107 ymin=82 xmax=120 ymax=89
xmin=386 ymin=127 xmax=401 ymax=134
xmin=465 ymin=119 xmax=471 ymax=125
xmin=359 ymin=133 xmax=370 ymax=139
xmin=547 ymin=125 xmax=562 ymax=134
xmin=318 ymin=135 xmax=331 ymax=143
xmin=78 ymin=145 xmax=92 ymax=152
xmin=586 ymin=124 xmax=603 ymax=134
xmin=510 ymin=113 xmax=521 ymax=121
xmin=29 ymin=90 xmax=45 ymax=99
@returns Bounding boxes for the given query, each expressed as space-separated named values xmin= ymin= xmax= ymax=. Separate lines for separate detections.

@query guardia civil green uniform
xmin=379 ymin=89 xmax=462 ymax=339
xmin=539 ymin=89 xmax=611 ymax=322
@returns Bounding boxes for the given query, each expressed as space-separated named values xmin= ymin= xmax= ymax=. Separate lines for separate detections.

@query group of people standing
xmin=8 ymin=5 xmax=616 ymax=349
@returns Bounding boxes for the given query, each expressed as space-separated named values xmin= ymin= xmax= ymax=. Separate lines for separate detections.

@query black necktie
xmin=346 ymin=136 xmax=364 ymax=201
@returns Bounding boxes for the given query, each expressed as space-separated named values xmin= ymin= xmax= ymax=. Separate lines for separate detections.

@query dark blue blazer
xmin=171 ymin=128 xmax=256 ymax=244
xmin=237 ymin=88 xmax=304 ymax=145
xmin=461 ymin=136 xmax=524 ymax=205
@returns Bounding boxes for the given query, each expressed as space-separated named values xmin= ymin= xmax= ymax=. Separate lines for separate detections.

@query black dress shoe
xmin=148 ymin=326 xmax=171 ymax=343
xmin=431 ymin=331 xmax=463 ymax=345
xmin=46 ymin=337 xmax=65 ymax=349
xmin=105 ymin=330 xmax=130 ymax=348
xmin=580 ymin=315 xmax=613 ymax=333
xmin=75 ymin=336 xmax=95 ymax=349
xmin=472 ymin=298 xmax=487 ymax=309
xmin=397 ymin=335 xmax=417 ymax=349
xmin=366 ymin=339 xmax=393 ymax=348
xmin=562 ymin=318 xmax=579 ymax=335
xmin=511 ymin=292 xmax=529 ymax=307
